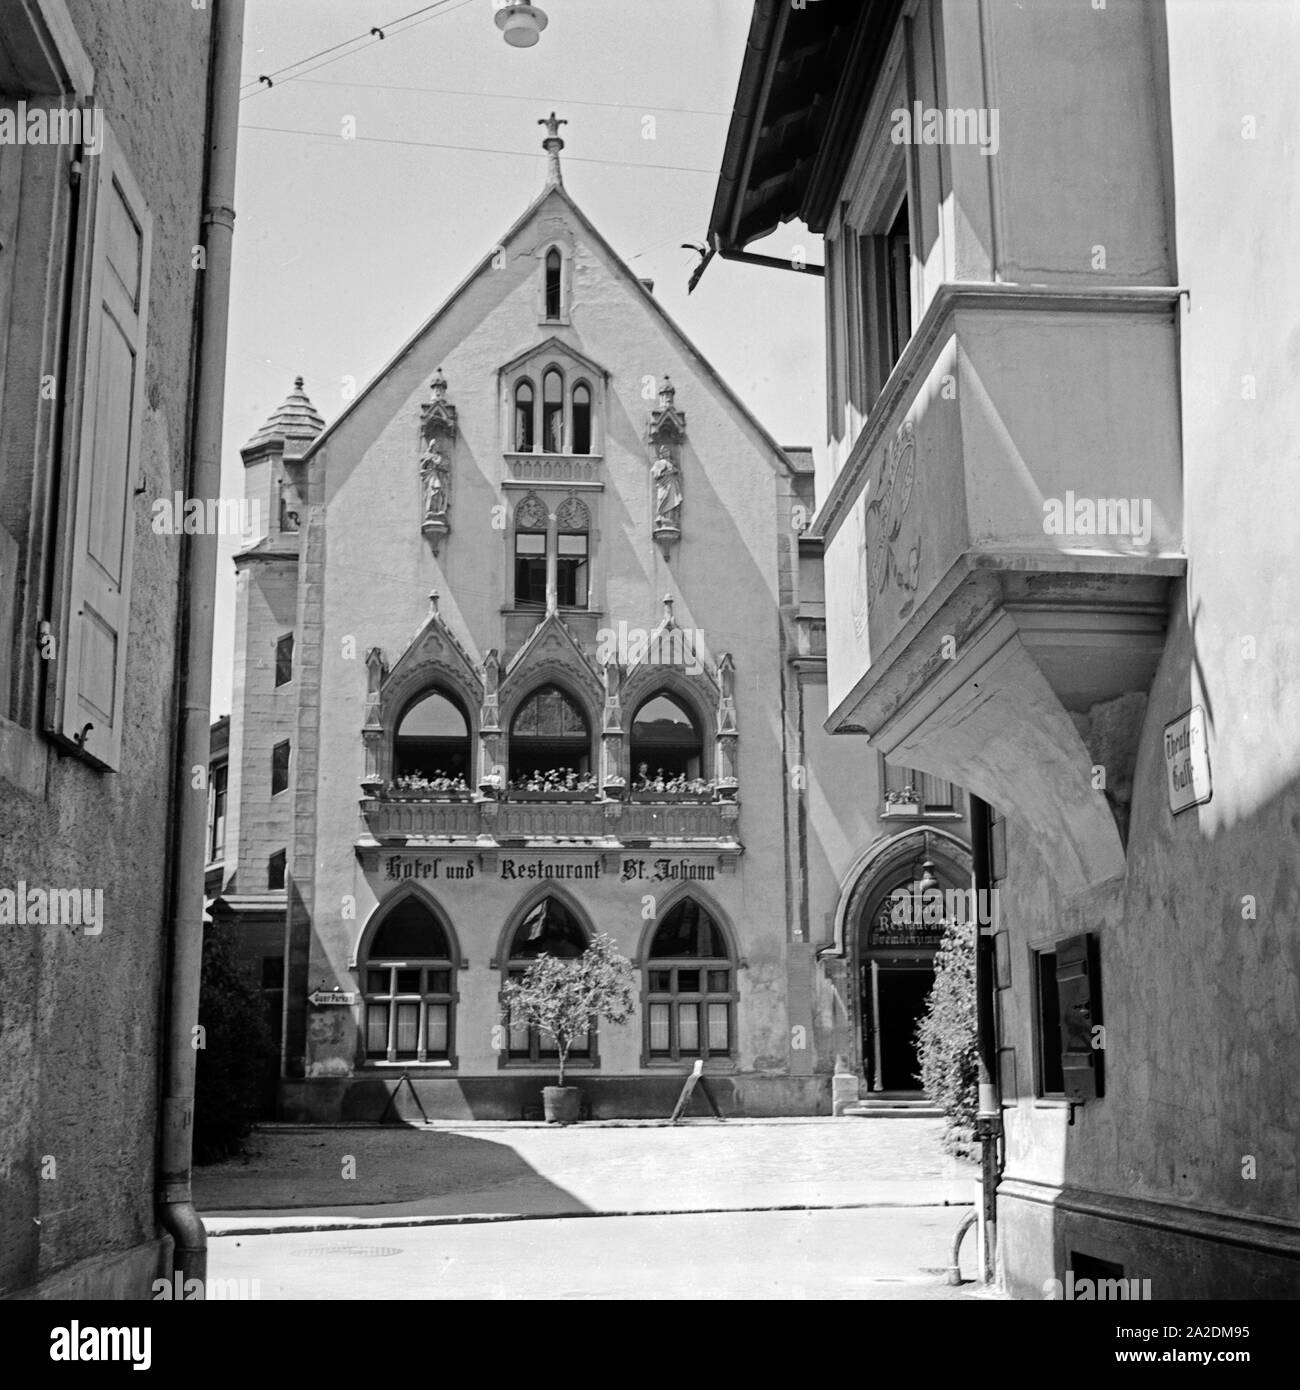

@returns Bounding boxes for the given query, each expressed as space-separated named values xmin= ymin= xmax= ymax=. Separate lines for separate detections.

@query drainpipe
xmin=158 ymin=0 xmax=244 ymax=1290
xmin=970 ymin=793 xmax=1002 ymax=1284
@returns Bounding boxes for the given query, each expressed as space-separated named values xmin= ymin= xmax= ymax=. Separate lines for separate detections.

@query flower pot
xmin=542 ymin=1085 xmax=581 ymax=1125
xmin=889 ymin=802 xmax=920 ymax=816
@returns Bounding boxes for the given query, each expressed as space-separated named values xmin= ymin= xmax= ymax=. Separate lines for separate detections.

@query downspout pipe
xmin=970 ymin=793 xmax=1002 ymax=1284
xmin=157 ymin=0 xmax=244 ymax=1289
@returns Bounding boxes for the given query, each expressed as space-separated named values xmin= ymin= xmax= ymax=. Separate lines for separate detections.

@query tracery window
xmin=363 ymin=900 xmax=456 ymax=1063
xmin=645 ymin=900 xmax=734 ymax=1060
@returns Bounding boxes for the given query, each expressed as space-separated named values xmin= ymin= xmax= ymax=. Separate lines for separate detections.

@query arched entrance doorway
xmin=836 ymin=830 xmax=972 ymax=1095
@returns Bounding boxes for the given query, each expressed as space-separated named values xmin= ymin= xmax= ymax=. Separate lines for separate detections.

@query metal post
xmin=970 ymin=793 xmax=1002 ymax=1285
xmin=870 ymin=959 xmax=883 ymax=1091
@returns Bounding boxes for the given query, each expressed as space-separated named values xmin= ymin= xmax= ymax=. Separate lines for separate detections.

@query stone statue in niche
xmin=647 ymin=375 xmax=686 ymax=552
xmin=420 ymin=439 xmax=449 ymax=521
xmin=652 ymin=443 xmax=683 ymax=530
xmin=419 ymin=368 xmax=457 ymax=553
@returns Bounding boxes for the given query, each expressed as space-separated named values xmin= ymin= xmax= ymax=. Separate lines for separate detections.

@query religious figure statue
xmin=652 ymin=443 xmax=683 ymax=529
xmin=421 ymin=438 xmax=449 ymax=521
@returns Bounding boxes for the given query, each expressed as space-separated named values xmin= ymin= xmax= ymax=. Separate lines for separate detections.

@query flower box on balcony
xmin=506 ymin=790 xmax=599 ymax=802
xmin=884 ymin=802 xmax=921 ymax=816
xmin=386 ymin=789 xmax=475 ymax=802
xmin=629 ymin=791 xmax=712 ymax=803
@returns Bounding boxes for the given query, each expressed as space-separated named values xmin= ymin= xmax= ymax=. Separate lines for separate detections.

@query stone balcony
xmin=358 ymin=793 xmax=741 ymax=855
xmin=819 ymin=283 xmax=1186 ymax=894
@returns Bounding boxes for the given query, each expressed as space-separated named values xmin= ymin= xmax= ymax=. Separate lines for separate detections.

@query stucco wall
xmin=0 ymin=2 xmax=213 ymax=1299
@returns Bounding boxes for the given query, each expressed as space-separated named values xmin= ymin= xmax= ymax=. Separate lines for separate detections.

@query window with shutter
xmin=1055 ymin=933 xmax=1104 ymax=1102
xmin=48 ymin=120 xmax=151 ymax=770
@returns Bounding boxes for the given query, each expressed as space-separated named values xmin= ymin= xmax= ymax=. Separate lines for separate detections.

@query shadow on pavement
xmin=194 ymin=1125 xmax=592 ymax=1219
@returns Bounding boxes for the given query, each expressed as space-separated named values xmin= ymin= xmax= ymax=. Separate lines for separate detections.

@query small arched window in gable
xmin=544 ymin=248 xmax=563 ymax=320
xmin=572 ymin=381 xmax=592 ymax=454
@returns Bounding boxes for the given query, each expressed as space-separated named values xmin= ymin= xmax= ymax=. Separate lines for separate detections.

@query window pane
xmin=515 ymin=532 xmax=546 ymax=555
xmin=707 ymin=970 xmax=729 ymax=994
xmin=707 ymin=1003 xmax=730 ymax=1053
xmin=508 ymin=1021 xmax=530 ymax=1053
xmin=557 ymin=556 xmax=587 ymax=608
xmin=366 ymin=969 xmax=388 ymax=994
xmin=366 ymin=1003 xmax=389 ymax=1055
xmin=649 ymin=1003 xmax=670 ymax=1053
xmin=427 ymin=969 xmax=451 ymax=994
xmin=649 ymin=969 xmax=671 ymax=993
xmin=557 ymin=534 xmax=587 ymax=556
xmin=572 ymin=384 xmax=591 ymax=454
xmin=395 ymin=969 xmax=420 ymax=993
xmin=426 ymin=1003 xmax=449 ymax=1057
xmin=678 ymin=1003 xmax=700 ymax=1054
xmin=677 ymin=969 xmax=701 ymax=993
xmin=395 ymin=1002 xmax=419 ymax=1055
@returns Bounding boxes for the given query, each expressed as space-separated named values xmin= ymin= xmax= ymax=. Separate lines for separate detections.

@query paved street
xmin=208 ymin=1206 xmax=988 ymax=1300
xmin=196 ymin=1118 xmax=987 ymax=1299
xmin=196 ymin=1117 xmax=976 ymax=1226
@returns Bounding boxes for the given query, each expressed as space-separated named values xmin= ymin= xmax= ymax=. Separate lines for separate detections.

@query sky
xmin=213 ymin=0 xmax=826 ymax=714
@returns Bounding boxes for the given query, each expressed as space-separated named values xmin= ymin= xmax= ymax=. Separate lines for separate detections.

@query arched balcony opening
xmin=508 ymin=684 xmax=593 ymax=791
xmin=392 ymin=690 xmax=472 ymax=792
xmin=631 ymin=692 xmax=705 ymax=791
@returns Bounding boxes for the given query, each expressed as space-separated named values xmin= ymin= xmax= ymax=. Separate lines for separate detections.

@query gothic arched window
xmin=504 ymin=897 xmax=592 ymax=1061
xmin=363 ymin=899 xmax=456 ymax=1062
xmin=544 ymin=248 xmax=563 ymax=320
xmin=542 ymin=367 xmax=564 ymax=453
xmin=645 ymin=899 xmax=734 ymax=1060
xmin=514 ymin=378 xmax=535 ymax=451
xmin=572 ymin=381 xmax=592 ymax=454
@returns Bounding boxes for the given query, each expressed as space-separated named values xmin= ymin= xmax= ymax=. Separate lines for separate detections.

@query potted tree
xmin=503 ymin=932 xmax=635 ymax=1124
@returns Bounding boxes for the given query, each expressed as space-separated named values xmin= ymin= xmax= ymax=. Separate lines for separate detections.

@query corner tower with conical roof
xmin=213 ymin=379 xmax=325 ymax=970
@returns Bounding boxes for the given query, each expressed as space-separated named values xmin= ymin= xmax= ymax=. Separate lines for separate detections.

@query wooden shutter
xmin=1056 ymin=933 xmax=1104 ymax=1102
xmin=48 ymin=119 xmax=151 ymax=769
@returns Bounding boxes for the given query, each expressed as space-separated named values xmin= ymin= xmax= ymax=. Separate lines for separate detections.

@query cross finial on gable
xmin=539 ymin=111 xmax=567 ymax=188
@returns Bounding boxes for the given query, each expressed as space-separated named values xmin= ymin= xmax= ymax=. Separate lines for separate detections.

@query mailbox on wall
xmin=1056 ymin=932 xmax=1103 ymax=1102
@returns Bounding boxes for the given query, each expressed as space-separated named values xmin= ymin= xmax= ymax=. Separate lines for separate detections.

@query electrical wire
xmin=240 ymin=0 xmax=466 ymax=99
xmin=273 ymin=75 xmax=731 ymax=118
xmin=239 ymin=123 xmax=720 ymax=176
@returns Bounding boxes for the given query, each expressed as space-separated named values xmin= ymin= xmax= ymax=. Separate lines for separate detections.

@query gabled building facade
xmin=710 ymin=0 xmax=1300 ymax=1298
xmin=217 ymin=121 xmax=972 ymax=1121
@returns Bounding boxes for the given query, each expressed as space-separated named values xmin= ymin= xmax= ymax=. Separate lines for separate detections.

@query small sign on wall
xmin=1163 ymin=705 xmax=1212 ymax=814
xmin=308 ymin=989 xmax=356 ymax=1006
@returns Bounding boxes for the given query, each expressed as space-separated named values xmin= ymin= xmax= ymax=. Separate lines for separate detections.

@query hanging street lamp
xmin=495 ymin=3 xmax=549 ymax=47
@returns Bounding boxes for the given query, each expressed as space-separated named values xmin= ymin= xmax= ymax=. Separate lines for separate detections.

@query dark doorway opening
xmin=863 ymin=962 xmax=934 ymax=1091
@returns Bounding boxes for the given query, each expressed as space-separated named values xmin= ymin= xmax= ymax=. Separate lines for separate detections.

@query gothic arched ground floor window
xmin=362 ymin=896 xmax=457 ymax=1064
xmin=503 ymin=896 xmax=593 ymax=1063
xmin=645 ymin=898 xmax=735 ymax=1061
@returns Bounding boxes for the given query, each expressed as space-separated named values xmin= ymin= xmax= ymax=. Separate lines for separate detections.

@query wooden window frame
xmin=363 ymin=961 xmax=456 ymax=1066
